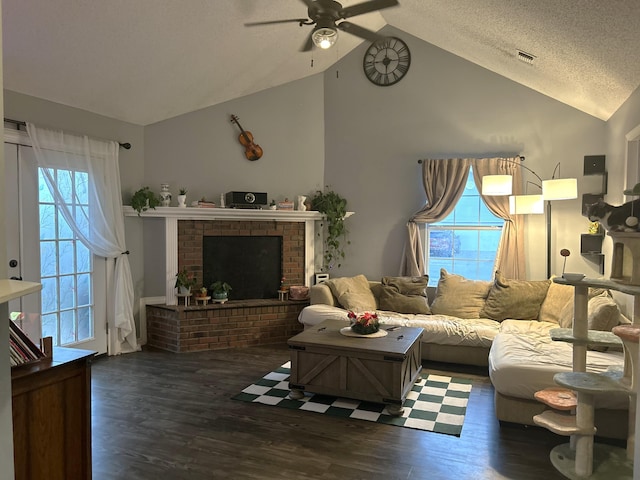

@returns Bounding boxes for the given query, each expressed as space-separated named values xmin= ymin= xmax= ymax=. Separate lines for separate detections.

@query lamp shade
xmin=509 ymin=194 xmax=544 ymax=214
xmin=481 ymin=175 xmax=513 ymax=196
xmin=542 ymin=178 xmax=577 ymax=200
xmin=312 ymin=27 xmax=338 ymax=49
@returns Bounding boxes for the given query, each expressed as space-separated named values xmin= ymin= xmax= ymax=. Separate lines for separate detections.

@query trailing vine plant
xmin=311 ymin=187 xmax=349 ymax=271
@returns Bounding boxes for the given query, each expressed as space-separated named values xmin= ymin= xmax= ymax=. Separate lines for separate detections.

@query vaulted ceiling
xmin=3 ymin=0 xmax=640 ymax=126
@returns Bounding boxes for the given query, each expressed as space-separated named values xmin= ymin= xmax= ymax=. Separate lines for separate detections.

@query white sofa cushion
xmin=298 ymin=304 xmax=348 ymax=328
xmin=489 ymin=320 xmax=627 ymax=409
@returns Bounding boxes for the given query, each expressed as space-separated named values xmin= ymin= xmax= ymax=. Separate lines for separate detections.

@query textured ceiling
xmin=3 ymin=0 xmax=640 ymax=125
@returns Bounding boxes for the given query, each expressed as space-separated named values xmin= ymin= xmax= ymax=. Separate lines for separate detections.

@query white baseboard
xmin=139 ymin=296 xmax=165 ymax=345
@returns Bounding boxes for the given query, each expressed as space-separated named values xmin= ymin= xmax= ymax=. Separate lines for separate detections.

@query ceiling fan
xmin=245 ymin=0 xmax=399 ymax=51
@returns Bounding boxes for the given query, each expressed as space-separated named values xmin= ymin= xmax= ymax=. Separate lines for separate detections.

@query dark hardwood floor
xmin=91 ymin=344 xmax=618 ymax=480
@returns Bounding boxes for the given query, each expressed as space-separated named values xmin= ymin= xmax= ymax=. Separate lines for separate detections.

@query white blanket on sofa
xmin=489 ymin=320 xmax=627 ymax=409
xmin=298 ymin=304 xmax=500 ymax=348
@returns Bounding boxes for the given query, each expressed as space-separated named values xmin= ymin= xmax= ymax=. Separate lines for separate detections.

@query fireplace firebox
xmin=203 ymin=235 xmax=282 ymax=300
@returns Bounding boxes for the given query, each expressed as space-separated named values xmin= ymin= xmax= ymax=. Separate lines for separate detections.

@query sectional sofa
xmin=298 ymin=270 xmax=630 ymax=438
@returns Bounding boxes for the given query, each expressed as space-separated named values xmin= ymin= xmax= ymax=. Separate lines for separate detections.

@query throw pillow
xmin=430 ymin=269 xmax=491 ymax=318
xmin=480 ymin=271 xmax=550 ymax=321
xmin=538 ymin=278 xmax=574 ymax=324
xmin=325 ymin=274 xmax=377 ymax=312
xmin=558 ymin=287 xmax=612 ymax=328
xmin=587 ymin=294 xmax=621 ymax=331
xmin=378 ymin=276 xmax=430 ymax=314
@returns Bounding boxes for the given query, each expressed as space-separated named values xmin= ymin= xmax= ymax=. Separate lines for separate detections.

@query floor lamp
xmin=482 ymin=159 xmax=577 ymax=279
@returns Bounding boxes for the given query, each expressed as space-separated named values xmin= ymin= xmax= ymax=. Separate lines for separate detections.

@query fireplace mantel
xmin=123 ymin=206 xmax=353 ymax=305
xmin=122 ymin=206 xmax=327 ymax=222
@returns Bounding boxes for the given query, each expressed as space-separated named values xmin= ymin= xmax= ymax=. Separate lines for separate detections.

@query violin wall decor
xmin=230 ymin=114 xmax=263 ymax=161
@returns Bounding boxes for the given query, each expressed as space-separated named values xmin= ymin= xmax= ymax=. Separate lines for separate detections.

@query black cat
xmin=586 ymin=199 xmax=640 ymax=232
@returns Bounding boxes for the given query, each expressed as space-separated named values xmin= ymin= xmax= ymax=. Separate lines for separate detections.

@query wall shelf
xmin=580 ymin=233 xmax=605 ymax=275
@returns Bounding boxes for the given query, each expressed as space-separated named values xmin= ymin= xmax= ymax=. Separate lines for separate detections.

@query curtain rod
xmin=4 ymin=117 xmax=132 ymax=150
xmin=417 ymin=155 xmax=524 ymax=164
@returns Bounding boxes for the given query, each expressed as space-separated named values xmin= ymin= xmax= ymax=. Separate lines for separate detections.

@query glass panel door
xmin=4 ymin=138 xmax=107 ymax=354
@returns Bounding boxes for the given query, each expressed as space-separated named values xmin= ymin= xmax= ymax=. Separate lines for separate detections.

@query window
xmin=425 ymin=168 xmax=503 ymax=286
xmin=39 ymin=167 xmax=95 ymax=346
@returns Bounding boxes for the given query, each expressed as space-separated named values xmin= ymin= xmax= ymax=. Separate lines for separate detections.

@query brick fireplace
xmin=134 ymin=209 xmax=323 ymax=353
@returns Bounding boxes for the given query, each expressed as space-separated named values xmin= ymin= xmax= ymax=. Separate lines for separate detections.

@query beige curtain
xmin=400 ymin=158 xmax=471 ymax=276
xmin=471 ymin=157 xmax=526 ymax=279
xmin=401 ymin=156 xmax=528 ymax=280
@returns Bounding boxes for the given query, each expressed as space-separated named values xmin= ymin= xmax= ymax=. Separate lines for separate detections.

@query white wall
xmin=323 ymin=26 xmax=607 ymax=281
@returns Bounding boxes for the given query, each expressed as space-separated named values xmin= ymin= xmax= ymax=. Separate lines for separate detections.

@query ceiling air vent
xmin=517 ymin=50 xmax=536 ymax=64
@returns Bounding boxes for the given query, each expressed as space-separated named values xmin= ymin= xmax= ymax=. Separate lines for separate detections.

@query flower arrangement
xmin=348 ymin=311 xmax=379 ymax=335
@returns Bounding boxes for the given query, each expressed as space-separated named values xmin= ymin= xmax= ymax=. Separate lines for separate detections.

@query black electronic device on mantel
xmin=226 ymin=191 xmax=268 ymax=208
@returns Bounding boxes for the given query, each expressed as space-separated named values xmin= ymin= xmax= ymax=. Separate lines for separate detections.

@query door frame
xmin=4 ymin=127 xmax=108 ymax=354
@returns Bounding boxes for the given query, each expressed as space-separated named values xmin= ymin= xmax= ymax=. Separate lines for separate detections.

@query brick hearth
xmin=146 ymin=300 xmax=307 ymax=352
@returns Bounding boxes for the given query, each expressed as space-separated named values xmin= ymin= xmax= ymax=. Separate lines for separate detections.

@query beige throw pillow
xmin=538 ymin=278 xmax=574 ymax=324
xmin=325 ymin=274 xmax=377 ymax=311
xmin=480 ymin=271 xmax=550 ymax=321
xmin=587 ymin=294 xmax=621 ymax=331
xmin=430 ymin=269 xmax=491 ymax=318
xmin=378 ymin=276 xmax=430 ymax=314
xmin=558 ymin=292 xmax=620 ymax=329
xmin=558 ymin=288 xmax=612 ymax=328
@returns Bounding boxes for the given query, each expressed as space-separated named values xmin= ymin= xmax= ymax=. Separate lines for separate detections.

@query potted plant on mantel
xmin=131 ymin=186 xmax=161 ymax=216
xmin=310 ymin=186 xmax=350 ymax=271
xmin=175 ymin=269 xmax=197 ymax=295
xmin=210 ymin=281 xmax=232 ymax=303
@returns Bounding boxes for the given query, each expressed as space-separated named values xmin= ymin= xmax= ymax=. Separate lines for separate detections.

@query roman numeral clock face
xmin=363 ymin=37 xmax=411 ymax=86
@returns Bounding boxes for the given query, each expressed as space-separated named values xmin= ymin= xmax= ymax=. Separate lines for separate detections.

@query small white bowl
xmin=563 ymin=273 xmax=586 ymax=282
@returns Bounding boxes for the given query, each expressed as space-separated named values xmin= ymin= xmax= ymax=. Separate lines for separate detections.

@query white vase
xmin=178 ymin=285 xmax=191 ymax=295
xmin=297 ymin=195 xmax=307 ymax=211
xmin=160 ymin=183 xmax=172 ymax=207
xmin=177 ymin=194 xmax=187 ymax=208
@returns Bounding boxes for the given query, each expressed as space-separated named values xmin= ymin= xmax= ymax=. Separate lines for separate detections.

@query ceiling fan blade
xmin=245 ymin=18 xmax=309 ymax=26
xmin=340 ymin=0 xmax=399 ymax=19
xmin=337 ymin=21 xmax=385 ymax=43
xmin=299 ymin=0 xmax=316 ymax=7
xmin=300 ymin=31 xmax=315 ymax=52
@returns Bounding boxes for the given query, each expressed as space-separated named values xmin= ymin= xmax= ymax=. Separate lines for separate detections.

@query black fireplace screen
xmin=202 ymin=236 xmax=283 ymax=300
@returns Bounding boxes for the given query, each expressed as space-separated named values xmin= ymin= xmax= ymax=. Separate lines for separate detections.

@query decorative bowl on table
xmin=562 ymin=273 xmax=586 ymax=282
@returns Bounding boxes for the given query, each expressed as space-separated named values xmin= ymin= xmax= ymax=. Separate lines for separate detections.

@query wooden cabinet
xmin=11 ymin=347 xmax=95 ymax=480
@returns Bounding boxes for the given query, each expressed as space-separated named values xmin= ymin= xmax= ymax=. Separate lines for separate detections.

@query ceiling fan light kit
xmin=245 ymin=0 xmax=399 ymax=52
xmin=312 ymin=26 xmax=338 ymax=49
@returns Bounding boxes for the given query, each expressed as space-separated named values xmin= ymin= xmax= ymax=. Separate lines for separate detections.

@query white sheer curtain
xmin=26 ymin=123 xmax=138 ymax=355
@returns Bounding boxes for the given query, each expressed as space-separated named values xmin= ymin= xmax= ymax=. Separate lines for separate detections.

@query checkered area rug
xmin=232 ymin=361 xmax=472 ymax=436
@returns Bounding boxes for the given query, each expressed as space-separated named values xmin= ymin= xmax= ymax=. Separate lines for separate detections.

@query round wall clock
xmin=363 ymin=36 xmax=411 ymax=86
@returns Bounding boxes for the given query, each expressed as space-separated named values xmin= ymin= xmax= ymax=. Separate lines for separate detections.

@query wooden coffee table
xmin=287 ymin=319 xmax=423 ymax=415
